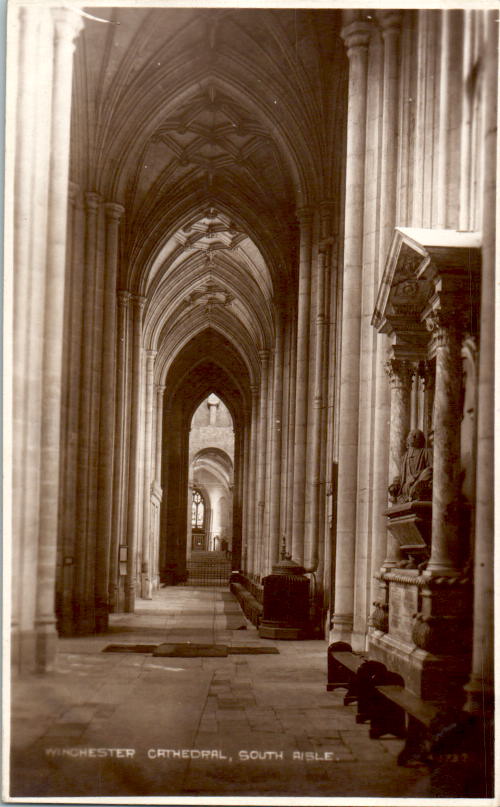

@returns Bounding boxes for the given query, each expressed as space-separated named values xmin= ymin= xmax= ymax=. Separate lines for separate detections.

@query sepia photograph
xmin=4 ymin=0 xmax=497 ymax=802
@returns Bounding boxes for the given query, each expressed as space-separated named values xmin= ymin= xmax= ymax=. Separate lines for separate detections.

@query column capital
xmin=425 ymin=307 xmax=465 ymax=348
xmin=375 ymin=10 xmax=402 ymax=35
xmin=319 ymin=199 xmax=335 ymax=216
xmin=51 ymin=8 xmax=85 ymax=43
xmin=417 ymin=359 xmax=435 ymax=391
xmin=385 ymin=358 xmax=414 ymax=388
xmin=296 ymin=206 xmax=314 ymax=226
xmin=250 ymin=383 xmax=259 ymax=398
xmin=156 ymin=384 xmax=166 ymax=394
xmin=145 ymin=349 xmax=157 ymax=360
xmin=318 ymin=238 xmax=334 ymax=256
xmin=341 ymin=20 xmax=373 ymax=57
xmin=117 ymin=290 xmax=131 ymax=308
xmin=104 ymin=202 xmax=125 ymax=221
xmin=84 ymin=191 xmax=101 ymax=212
xmin=131 ymin=294 xmax=146 ymax=310
xmin=259 ymin=348 xmax=270 ymax=366
xmin=319 ymin=200 xmax=335 ymax=242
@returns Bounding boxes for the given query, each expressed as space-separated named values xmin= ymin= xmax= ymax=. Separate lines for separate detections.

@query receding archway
xmin=188 ymin=398 xmax=235 ymax=558
xmin=159 ymin=329 xmax=250 ymax=584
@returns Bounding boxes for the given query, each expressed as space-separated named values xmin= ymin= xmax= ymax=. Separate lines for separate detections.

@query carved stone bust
xmin=389 ymin=429 xmax=433 ymax=503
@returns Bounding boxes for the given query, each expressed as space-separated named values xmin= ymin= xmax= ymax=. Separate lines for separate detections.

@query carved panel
xmin=388 ymin=581 xmax=419 ymax=643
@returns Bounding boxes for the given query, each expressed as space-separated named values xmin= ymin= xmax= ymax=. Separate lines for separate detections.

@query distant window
xmin=192 ymin=489 xmax=204 ymax=528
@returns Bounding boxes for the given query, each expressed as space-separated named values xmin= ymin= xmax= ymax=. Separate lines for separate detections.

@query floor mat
xmin=102 ymin=643 xmax=279 ymax=656
xmin=103 ymin=644 xmax=158 ymax=653
xmin=228 ymin=646 xmax=279 ymax=654
xmin=154 ymin=643 xmax=228 ymax=657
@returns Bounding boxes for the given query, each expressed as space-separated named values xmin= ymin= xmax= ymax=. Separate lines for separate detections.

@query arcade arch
xmin=188 ymin=401 xmax=235 ymax=556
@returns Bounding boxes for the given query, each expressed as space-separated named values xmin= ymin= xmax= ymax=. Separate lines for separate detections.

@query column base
xmin=34 ymin=623 xmax=59 ymax=672
xmin=108 ymin=583 xmax=119 ymax=612
xmin=124 ymin=584 xmax=136 ymax=612
xmin=72 ymin=602 xmax=97 ymax=635
xmin=329 ymin=614 xmax=353 ymax=646
xmin=463 ymin=674 xmax=494 ymax=716
xmin=141 ymin=573 xmax=152 ymax=600
xmin=11 ymin=629 xmax=37 ymax=674
xmin=94 ymin=606 xmax=109 ymax=633
xmin=349 ymin=630 xmax=368 ymax=653
xmin=258 ymin=621 xmax=307 ymax=640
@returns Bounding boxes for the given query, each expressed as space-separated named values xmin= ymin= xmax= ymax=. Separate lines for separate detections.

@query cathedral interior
xmin=9 ymin=4 xmax=496 ymax=801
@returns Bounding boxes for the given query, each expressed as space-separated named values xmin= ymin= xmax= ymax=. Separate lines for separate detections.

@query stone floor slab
xmin=10 ymin=585 xmax=432 ymax=799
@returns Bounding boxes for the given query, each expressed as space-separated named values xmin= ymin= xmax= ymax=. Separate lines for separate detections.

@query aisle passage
xmin=10 ymin=587 xmax=431 ymax=798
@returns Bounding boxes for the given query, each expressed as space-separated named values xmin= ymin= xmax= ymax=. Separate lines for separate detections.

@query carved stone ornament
xmin=385 ymin=358 xmax=414 ymax=389
xmin=370 ymin=600 xmax=389 ymax=632
xmin=412 ymin=613 xmax=471 ymax=655
xmin=372 ymin=228 xmax=480 ymax=342
xmin=388 ymin=429 xmax=433 ymax=504
xmin=185 ymin=280 xmax=234 ymax=312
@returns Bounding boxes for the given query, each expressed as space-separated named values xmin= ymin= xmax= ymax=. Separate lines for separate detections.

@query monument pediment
xmin=372 ymin=228 xmax=481 ymax=335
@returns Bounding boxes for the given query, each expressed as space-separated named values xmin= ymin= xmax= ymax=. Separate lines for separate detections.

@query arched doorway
xmin=188 ymin=396 xmax=235 ymax=558
xmin=158 ymin=330 xmax=250 ymax=585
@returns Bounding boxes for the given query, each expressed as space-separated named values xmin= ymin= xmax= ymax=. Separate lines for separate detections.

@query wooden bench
xmin=230 ymin=579 xmax=263 ymax=626
xmin=327 ymin=644 xmax=444 ymax=767
xmin=327 ymin=642 xmax=366 ymax=705
xmin=373 ymin=684 xmax=440 ymax=765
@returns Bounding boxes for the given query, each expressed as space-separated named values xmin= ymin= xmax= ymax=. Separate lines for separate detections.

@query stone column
xmin=292 ymin=207 xmax=314 ymax=563
xmin=125 ymin=295 xmax=145 ymax=611
xmin=247 ymin=384 xmax=259 ymax=576
xmin=208 ymin=395 xmax=218 ymax=425
xmin=141 ymin=349 xmax=156 ymax=599
xmin=233 ymin=428 xmax=243 ymax=569
xmin=425 ymin=309 xmax=463 ymax=575
xmin=263 ymin=351 xmax=275 ymax=571
xmin=155 ymin=384 xmax=166 ymax=484
xmin=284 ymin=316 xmax=297 ymax=545
xmin=74 ymin=190 xmax=100 ymax=631
xmin=268 ymin=325 xmax=284 ymax=570
xmin=12 ymin=8 xmax=55 ymax=670
xmin=305 ymin=234 xmax=328 ymax=571
xmin=278 ymin=322 xmax=291 ymax=541
xmin=384 ymin=358 xmax=413 ymax=567
xmin=318 ymin=204 xmax=334 ymax=585
xmin=459 ymin=11 xmax=474 ymax=231
xmin=436 ymin=11 xmax=452 ymax=227
xmin=12 ymin=8 xmax=39 ymax=396
xmin=370 ymin=11 xmax=402 ymax=585
xmin=419 ymin=360 xmax=435 ymax=439
xmin=241 ymin=416 xmax=251 ymax=570
xmin=35 ymin=8 xmax=83 ymax=667
xmin=158 ymin=402 xmax=171 ymax=574
xmin=254 ymin=349 xmax=270 ymax=576
xmin=410 ymin=373 xmax=419 ymax=430
xmin=95 ymin=202 xmax=124 ymax=630
xmin=464 ymin=9 xmax=496 ymax=713
xmin=331 ymin=17 xmax=371 ymax=642
xmin=11 ymin=7 xmax=34 ymax=642
xmin=13 ymin=11 xmax=40 ymax=620
xmin=58 ymin=182 xmax=82 ymax=636
xmin=109 ymin=291 xmax=130 ymax=611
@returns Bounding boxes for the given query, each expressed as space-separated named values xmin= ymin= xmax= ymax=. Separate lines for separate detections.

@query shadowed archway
xmin=159 ymin=329 xmax=250 ymax=582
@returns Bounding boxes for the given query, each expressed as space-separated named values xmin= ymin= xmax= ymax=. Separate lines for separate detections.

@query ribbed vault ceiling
xmin=73 ymin=7 xmax=346 ymax=391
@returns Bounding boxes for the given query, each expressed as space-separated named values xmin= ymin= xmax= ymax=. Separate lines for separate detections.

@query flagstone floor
xmin=9 ymin=586 xmax=433 ymax=800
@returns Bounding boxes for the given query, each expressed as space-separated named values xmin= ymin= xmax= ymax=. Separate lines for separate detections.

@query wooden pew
xmin=327 ymin=642 xmax=366 ymax=705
